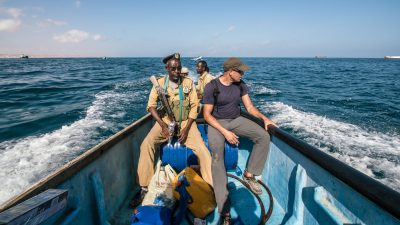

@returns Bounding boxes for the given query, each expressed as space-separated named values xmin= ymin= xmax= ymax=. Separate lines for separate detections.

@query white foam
xmin=255 ymin=86 xmax=281 ymax=95
xmin=245 ymin=81 xmax=281 ymax=95
xmin=263 ymin=102 xmax=400 ymax=192
xmin=0 ymin=80 xmax=145 ymax=205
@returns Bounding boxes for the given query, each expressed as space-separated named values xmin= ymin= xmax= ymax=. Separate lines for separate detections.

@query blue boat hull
xmin=0 ymin=114 xmax=399 ymax=224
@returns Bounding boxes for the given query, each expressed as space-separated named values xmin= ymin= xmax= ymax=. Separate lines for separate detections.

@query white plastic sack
xmin=142 ymin=160 xmax=177 ymax=209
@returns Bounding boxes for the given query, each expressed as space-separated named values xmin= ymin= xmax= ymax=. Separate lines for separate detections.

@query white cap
xmin=181 ymin=67 xmax=189 ymax=74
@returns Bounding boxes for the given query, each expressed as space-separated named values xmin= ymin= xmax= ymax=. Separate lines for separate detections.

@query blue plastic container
xmin=131 ymin=205 xmax=172 ymax=225
xmin=160 ymin=124 xmax=238 ymax=172
xmin=160 ymin=140 xmax=198 ymax=171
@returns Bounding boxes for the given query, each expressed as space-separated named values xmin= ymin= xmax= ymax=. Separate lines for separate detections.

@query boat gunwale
xmin=0 ymin=114 xmax=153 ymax=212
xmin=268 ymin=125 xmax=400 ymax=220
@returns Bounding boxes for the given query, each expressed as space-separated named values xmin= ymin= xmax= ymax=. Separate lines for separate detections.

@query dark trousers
xmin=208 ymin=116 xmax=270 ymax=213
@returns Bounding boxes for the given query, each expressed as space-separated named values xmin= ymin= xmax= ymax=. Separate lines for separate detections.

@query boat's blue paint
xmin=285 ymin=165 xmax=306 ymax=225
xmin=314 ymin=186 xmax=351 ymax=225
xmin=263 ymin=135 xmax=399 ymax=225
xmin=90 ymin=171 xmax=111 ymax=225
xmin=59 ymin=198 xmax=80 ymax=225
xmin=1 ymin=114 xmax=399 ymax=225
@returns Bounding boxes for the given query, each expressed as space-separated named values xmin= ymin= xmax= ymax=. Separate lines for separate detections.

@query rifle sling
xmin=164 ymin=76 xmax=183 ymax=127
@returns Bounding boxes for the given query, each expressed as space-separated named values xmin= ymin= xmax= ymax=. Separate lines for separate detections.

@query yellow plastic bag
xmin=173 ymin=167 xmax=216 ymax=219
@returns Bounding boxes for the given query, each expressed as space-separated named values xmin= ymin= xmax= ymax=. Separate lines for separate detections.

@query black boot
xmin=129 ymin=188 xmax=147 ymax=209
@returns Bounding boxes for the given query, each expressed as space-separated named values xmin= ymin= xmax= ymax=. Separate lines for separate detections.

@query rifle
xmin=149 ymin=76 xmax=178 ymax=145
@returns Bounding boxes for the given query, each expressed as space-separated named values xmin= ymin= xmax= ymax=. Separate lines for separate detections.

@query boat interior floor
xmin=110 ymin=170 xmax=285 ymax=225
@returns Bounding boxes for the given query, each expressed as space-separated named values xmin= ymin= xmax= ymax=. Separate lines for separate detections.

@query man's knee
xmin=211 ymin=152 xmax=221 ymax=162
xmin=209 ymin=141 xmax=225 ymax=158
xmin=261 ymin=130 xmax=270 ymax=143
xmin=254 ymin=128 xmax=270 ymax=143
xmin=140 ymin=138 xmax=148 ymax=149
xmin=140 ymin=135 xmax=154 ymax=153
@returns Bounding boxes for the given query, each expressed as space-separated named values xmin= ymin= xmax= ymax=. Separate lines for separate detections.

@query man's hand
xmin=263 ymin=118 xmax=276 ymax=131
xmin=178 ymin=126 xmax=189 ymax=143
xmin=149 ymin=107 xmax=171 ymax=139
xmin=161 ymin=122 xmax=170 ymax=139
xmin=223 ymin=130 xmax=239 ymax=145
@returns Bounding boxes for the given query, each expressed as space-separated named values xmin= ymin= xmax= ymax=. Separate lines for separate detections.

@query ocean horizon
xmin=0 ymin=55 xmax=396 ymax=59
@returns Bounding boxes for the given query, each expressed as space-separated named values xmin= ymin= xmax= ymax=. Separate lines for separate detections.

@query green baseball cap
xmin=223 ymin=57 xmax=250 ymax=72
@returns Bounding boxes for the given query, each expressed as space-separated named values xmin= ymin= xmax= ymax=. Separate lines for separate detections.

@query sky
xmin=0 ymin=0 xmax=399 ymax=58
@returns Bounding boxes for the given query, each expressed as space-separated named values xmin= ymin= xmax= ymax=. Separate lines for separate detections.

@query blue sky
xmin=0 ymin=0 xmax=399 ymax=57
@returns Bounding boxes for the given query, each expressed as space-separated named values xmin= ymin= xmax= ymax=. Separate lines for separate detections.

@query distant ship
xmin=192 ymin=56 xmax=202 ymax=61
xmin=315 ymin=56 xmax=327 ymax=58
xmin=384 ymin=56 xmax=400 ymax=59
xmin=20 ymin=54 xmax=29 ymax=59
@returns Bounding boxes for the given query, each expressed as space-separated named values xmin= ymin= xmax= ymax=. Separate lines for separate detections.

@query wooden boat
xmin=0 ymin=113 xmax=399 ymax=224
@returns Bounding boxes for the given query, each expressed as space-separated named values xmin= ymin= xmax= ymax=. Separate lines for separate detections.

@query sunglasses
xmin=234 ymin=69 xmax=244 ymax=75
xmin=169 ymin=66 xmax=182 ymax=71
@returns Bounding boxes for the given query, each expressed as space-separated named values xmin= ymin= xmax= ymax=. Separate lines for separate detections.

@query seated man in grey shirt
xmin=202 ymin=57 xmax=275 ymax=224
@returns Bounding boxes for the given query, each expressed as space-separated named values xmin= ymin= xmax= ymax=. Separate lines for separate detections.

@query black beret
xmin=162 ymin=53 xmax=180 ymax=64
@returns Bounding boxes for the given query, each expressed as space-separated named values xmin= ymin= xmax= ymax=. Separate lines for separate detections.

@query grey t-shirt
xmin=203 ymin=78 xmax=249 ymax=119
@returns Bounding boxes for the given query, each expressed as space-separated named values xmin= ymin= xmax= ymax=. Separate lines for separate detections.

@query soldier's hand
xmin=161 ymin=123 xmax=170 ymax=139
xmin=178 ymin=127 xmax=189 ymax=143
xmin=223 ymin=131 xmax=239 ymax=145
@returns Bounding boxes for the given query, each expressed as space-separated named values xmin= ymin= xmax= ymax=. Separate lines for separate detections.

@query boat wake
xmin=0 ymin=80 xmax=148 ymax=205
xmin=253 ymin=86 xmax=281 ymax=95
xmin=263 ymin=102 xmax=400 ymax=192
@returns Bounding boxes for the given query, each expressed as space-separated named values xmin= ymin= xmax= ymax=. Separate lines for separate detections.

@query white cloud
xmin=0 ymin=7 xmax=22 ymax=18
xmin=46 ymin=18 xmax=67 ymax=26
xmin=227 ymin=26 xmax=235 ymax=32
xmin=0 ymin=19 xmax=21 ymax=32
xmin=54 ymin=29 xmax=89 ymax=43
xmin=0 ymin=7 xmax=22 ymax=32
xmin=7 ymin=8 xmax=23 ymax=18
xmin=38 ymin=18 xmax=67 ymax=28
xmin=92 ymin=34 xmax=102 ymax=41
xmin=75 ymin=1 xmax=81 ymax=8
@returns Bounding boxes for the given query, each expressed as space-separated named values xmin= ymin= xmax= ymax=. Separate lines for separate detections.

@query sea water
xmin=0 ymin=57 xmax=399 ymax=204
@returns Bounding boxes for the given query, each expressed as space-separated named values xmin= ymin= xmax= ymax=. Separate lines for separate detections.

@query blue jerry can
xmin=131 ymin=205 xmax=172 ymax=225
xmin=160 ymin=124 xmax=238 ymax=172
